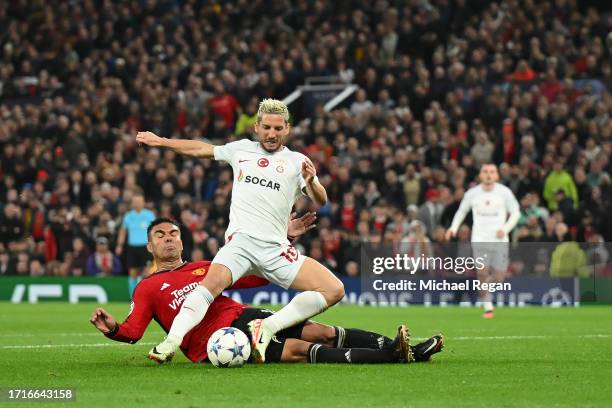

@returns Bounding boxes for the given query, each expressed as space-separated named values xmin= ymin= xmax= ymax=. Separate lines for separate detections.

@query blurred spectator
xmin=0 ymin=204 xmax=24 ymax=245
xmin=234 ymin=97 xmax=259 ymax=136
xmin=70 ymin=237 xmax=91 ymax=277
xmin=0 ymin=252 xmax=12 ymax=275
xmin=86 ymin=237 xmax=122 ymax=277
xmin=417 ymin=189 xmax=444 ymax=235
xmin=471 ymin=133 xmax=495 ymax=168
xmin=399 ymin=220 xmax=433 ymax=272
xmin=543 ymin=161 xmax=579 ymax=210
xmin=550 ymin=241 xmax=588 ymax=278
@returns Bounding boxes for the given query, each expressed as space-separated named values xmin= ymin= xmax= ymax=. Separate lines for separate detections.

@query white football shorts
xmin=471 ymin=242 xmax=509 ymax=273
xmin=212 ymin=233 xmax=305 ymax=289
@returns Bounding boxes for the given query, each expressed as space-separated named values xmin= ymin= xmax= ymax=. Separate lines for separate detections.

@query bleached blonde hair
xmin=257 ymin=98 xmax=290 ymax=123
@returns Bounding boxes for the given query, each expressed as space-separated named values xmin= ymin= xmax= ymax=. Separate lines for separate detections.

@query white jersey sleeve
xmin=449 ymin=189 xmax=474 ymax=234
xmin=501 ymin=185 xmax=521 ymax=234
xmin=213 ymin=139 xmax=253 ymax=163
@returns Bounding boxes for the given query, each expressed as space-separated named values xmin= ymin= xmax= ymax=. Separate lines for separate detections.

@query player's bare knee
xmin=281 ymin=340 xmax=309 ymax=363
xmin=324 ymin=281 xmax=345 ymax=305
xmin=320 ymin=325 xmax=336 ymax=346
xmin=200 ymin=267 xmax=232 ymax=297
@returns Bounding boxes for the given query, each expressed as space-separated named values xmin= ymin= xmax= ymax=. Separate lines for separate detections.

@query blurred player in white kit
xmin=136 ymin=99 xmax=348 ymax=363
xmin=445 ymin=164 xmax=520 ymax=318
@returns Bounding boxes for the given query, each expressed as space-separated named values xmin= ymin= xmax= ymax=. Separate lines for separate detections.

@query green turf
xmin=0 ymin=303 xmax=610 ymax=408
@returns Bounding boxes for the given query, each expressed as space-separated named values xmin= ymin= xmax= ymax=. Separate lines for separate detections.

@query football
xmin=206 ymin=327 xmax=251 ymax=368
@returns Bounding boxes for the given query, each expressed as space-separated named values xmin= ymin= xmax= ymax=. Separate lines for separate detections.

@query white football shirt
xmin=214 ymin=139 xmax=314 ymax=244
xmin=449 ymin=183 xmax=520 ymax=242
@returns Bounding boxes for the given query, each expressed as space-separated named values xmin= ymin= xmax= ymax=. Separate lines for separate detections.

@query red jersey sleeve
xmin=105 ymin=283 xmax=154 ymax=344
xmin=229 ymin=275 xmax=269 ymax=289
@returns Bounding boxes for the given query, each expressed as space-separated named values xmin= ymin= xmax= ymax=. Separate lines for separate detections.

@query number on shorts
xmin=280 ymin=246 xmax=298 ymax=263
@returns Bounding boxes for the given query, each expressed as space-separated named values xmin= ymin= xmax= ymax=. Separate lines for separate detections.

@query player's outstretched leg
xmin=300 ymin=323 xmax=396 ymax=350
xmin=412 ymin=334 xmax=445 ymax=362
xmin=149 ymin=264 xmax=232 ymax=363
xmin=280 ymin=337 xmax=413 ymax=364
xmin=477 ymin=267 xmax=494 ymax=318
xmin=249 ymin=257 xmax=344 ymax=363
xmin=307 ymin=326 xmax=413 ymax=364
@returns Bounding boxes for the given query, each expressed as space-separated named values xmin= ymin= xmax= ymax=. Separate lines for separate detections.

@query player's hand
xmin=444 ymin=229 xmax=456 ymax=241
xmin=90 ymin=307 xmax=117 ymax=335
xmin=301 ymin=159 xmax=316 ymax=184
xmin=115 ymin=245 xmax=123 ymax=256
xmin=496 ymin=229 xmax=506 ymax=238
xmin=288 ymin=211 xmax=317 ymax=237
xmin=136 ymin=131 xmax=164 ymax=147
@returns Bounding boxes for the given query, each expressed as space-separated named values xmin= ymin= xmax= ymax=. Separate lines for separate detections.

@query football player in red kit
xmin=90 ymin=217 xmax=443 ymax=364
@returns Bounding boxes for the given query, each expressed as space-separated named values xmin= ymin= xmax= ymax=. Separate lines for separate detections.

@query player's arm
xmin=500 ymin=191 xmax=521 ymax=236
xmin=136 ymin=131 xmax=215 ymax=158
xmin=446 ymin=192 xmax=472 ymax=240
xmin=301 ymin=159 xmax=327 ymax=207
xmin=90 ymin=287 xmax=153 ymax=344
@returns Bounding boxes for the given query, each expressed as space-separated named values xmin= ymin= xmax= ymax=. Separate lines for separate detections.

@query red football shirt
xmin=106 ymin=261 xmax=268 ymax=362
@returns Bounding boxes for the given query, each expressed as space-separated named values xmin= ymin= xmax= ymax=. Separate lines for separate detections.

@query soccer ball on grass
xmin=206 ymin=327 xmax=251 ymax=368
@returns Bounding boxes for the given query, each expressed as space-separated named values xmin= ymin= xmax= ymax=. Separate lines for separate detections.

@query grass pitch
xmin=0 ymin=303 xmax=610 ymax=407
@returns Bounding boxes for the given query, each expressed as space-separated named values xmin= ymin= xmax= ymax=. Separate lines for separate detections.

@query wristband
xmin=104 ymin=324 xmax=119 ymax=337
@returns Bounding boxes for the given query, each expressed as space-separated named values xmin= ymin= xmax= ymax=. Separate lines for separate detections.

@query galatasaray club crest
xmin=275 ymin=160 xmax=286 ymax=173
xmin=258 ymin=158 xmax=269 ymax=167
xmin=192 ymin=268 xmax=206 ymax=276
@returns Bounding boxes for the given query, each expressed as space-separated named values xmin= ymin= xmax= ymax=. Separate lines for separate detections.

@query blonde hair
xmin=257 ymin=98 xmax=290 ymax=123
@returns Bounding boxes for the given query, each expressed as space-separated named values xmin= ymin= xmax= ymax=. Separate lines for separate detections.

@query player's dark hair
xmin=147 ymin=218 xmax=181 ymax=240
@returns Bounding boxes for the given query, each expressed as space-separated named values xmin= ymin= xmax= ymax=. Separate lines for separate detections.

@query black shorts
xmin=125 ymin=245 xmax=150 ymax=269
xmin=231 ymin=307 xmax=306 ymax=363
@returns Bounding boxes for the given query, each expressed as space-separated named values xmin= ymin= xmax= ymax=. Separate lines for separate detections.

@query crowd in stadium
xmin=0 ymin=0 xmax=610 ymax=278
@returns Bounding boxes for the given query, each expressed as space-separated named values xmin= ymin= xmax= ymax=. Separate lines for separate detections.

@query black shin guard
xmin=308 ymin=344 xmax=400 ymax=364
xmin=334 ymin=327 xmax=394 ymax=349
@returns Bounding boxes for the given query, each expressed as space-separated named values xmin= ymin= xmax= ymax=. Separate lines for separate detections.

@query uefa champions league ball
xmin=206 ymin=327 xmax=251 ymax=368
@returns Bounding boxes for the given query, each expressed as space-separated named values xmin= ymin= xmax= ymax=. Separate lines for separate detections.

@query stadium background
xmin=0 ymin=0 xmax=610 ymax=285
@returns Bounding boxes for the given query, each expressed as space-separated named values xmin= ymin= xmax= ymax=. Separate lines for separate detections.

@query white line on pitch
xmin=1 ymin=334 xmax=611 ymax=350
xmin=0 ymin=333 xmax=101 ymax=338
xmin=420 ymin=334 xmax=612 ymax=341
xmin=0 ymin=342 xmax=157 ymax=349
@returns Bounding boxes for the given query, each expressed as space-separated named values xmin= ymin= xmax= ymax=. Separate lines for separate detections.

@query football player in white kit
xmin=445 ymin=164 xmax=520 ymax=318
xmin=136 ymin=99 xmax=348 ymax=363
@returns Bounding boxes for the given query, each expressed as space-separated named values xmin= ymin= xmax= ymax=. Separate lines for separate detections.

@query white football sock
xmin=262 ymin=291 xmax=328 ymax=334
xmin=166 ymin=285 xmax=214 ymax=345
xmin=479 ymin=291 xmax=494 ymax=312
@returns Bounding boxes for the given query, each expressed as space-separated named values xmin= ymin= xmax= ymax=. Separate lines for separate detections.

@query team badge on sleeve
xmin=192 ymin=268 xmax=206 ymax=276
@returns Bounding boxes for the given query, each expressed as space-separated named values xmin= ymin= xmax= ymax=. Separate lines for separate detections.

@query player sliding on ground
xmin=136 ymin=99 xmax=344 ymax=363
xmin=90 ymin=218 xmax=444 ymax=364
xmin=445 ymin=163 xmax=520 ymax=318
